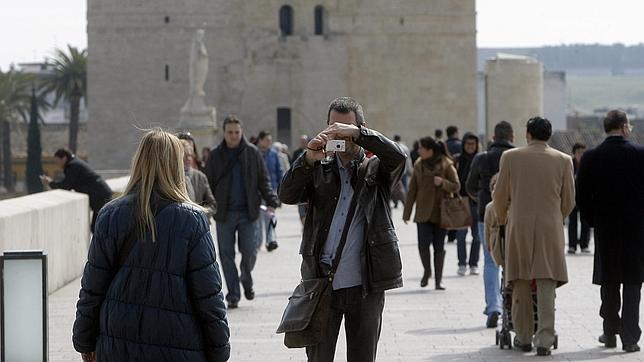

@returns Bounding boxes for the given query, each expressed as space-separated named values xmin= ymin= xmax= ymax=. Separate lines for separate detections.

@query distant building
xmin=87 ymin=0 xmax=479 ymax=170
xmin=17 ymin=62 xmax=88 ymax=125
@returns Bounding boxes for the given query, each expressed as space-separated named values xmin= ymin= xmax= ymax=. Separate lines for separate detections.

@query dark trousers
xmin=568 ymin=206 xmax=590 ymax=250
xmin=215 ymin=211 xmax=258 ymax=303
xmin=417 ymin=222 xmax=446 ymax=254
xmin=600 ymin=283 xmax=642 ymax=345
xmin=456 ymin=200 xmax=480 ymax=267
xmin=90 ymin=198 xmax=110 ymax=233
xmin=306 ymin=286 xmax=385 ymax=362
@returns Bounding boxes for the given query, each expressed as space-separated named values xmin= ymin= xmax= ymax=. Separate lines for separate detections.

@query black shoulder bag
xmin=276 ymin=193 xmax=360 ymax=348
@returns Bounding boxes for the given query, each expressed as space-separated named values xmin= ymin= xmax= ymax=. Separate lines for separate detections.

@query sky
xmin=1 ymin=0 xmax=643 ymax=70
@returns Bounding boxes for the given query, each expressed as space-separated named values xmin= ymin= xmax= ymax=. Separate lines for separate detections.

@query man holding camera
xmin=279 ymin=97 xmax=406 ymax=361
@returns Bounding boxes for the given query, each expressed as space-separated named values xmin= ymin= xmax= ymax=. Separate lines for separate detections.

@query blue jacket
xmin=72 ymin=193 xmax=230 ymax=361
xmin=262 ymin=148 xmax=283 ymax=191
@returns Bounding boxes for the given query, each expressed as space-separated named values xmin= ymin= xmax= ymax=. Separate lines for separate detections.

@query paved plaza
xmin=49 ymin=205 xmax=644 ymax=361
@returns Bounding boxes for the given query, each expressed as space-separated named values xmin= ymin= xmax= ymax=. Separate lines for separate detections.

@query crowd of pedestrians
xmin=68 ymin=97 xmax=643 ymax=361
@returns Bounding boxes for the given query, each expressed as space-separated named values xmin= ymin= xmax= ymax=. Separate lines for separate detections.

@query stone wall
xmin=88 ymin=0 xmax=478 ymax=169
xmin=0 ymin=190 xmax=90 ymax=294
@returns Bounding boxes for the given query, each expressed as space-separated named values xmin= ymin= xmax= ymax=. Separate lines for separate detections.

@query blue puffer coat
xmin=72 ymin=193 xmax=230 ymax=361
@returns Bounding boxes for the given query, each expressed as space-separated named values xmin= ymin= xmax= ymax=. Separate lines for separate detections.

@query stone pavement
xmin=49 ymin=205 xmax=644 ymax=361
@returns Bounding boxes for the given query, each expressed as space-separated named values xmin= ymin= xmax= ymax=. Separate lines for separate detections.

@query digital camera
xmin=325 ymin=140 xmax=346 ymax=152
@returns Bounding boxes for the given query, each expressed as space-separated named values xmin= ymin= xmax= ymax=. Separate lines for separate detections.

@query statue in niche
xmin=181 ymin=28 xmax=213 ymax=115
xmin=190 ymin=28 xmax=208 ymax=97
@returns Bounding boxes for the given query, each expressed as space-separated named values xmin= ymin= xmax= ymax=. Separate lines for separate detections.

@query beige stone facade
xmin=88 ymin=0 xmax=478 ymax=169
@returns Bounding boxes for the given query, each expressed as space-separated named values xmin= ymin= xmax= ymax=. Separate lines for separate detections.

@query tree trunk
xmin=69 ymin=91 xmax=81 ymax=154
xmin=2 ymin=119 xmax=14 ymax=192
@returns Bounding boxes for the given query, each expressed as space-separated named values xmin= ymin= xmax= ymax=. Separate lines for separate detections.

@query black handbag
xmin=276 ymin=193 xmax=359 ymax=348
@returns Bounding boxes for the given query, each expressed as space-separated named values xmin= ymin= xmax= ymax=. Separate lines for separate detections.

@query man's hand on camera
xmin=323 ymin=122 xmax=360 ymax=140
xmin=305 ymin=132 xmax=329 ymax=165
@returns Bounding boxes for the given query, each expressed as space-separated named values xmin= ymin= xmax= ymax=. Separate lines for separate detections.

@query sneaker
xmin=267 ymin=241 xmax=279 ymax=252
xmin=486 ymin=312 xmax=500 ymax=328
xmin=567 ymin=248 xmax=576 ymax=254
xmin=581 ymin=248 xmax=591 ymax=253
xmin=227 ymin=300 xmax=239 ymax=309
xmin=469 ymin=266 xmax=479 ymax=275
xmin=457 ymin=265 xmax=467 ymax=276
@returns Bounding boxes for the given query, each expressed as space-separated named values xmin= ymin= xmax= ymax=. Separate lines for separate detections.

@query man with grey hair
xmin=280 ymin=97 xmax=406 ymax=361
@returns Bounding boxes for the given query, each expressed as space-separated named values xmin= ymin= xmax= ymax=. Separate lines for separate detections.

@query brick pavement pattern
xmin=50 ymin=205 xmax=644 ymax=361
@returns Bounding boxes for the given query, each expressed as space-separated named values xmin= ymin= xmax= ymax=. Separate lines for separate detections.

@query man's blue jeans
xmin=479 ymin=221 xmax=502 ymax=315
xmin=216 ymin=211 xmax=259 ymax=303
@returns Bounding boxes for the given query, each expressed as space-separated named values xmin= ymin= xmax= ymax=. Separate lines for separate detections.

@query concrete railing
xmin=0 ymin=190 xmax=90 ymax=294
xmin=0 ymin=176 xmax=130 ymax=294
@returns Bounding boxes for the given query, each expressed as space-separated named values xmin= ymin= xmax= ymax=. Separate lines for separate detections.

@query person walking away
xmin=257 ymin=130 xmax=283 ymax=251
xmin=279 ymin=97 xmax=406 ymax=361
xmin=40 ymin=148 xmax=112 ymax=233
xmin=181 ymin=139 xmax=217 ymax=218
xmin=403 ymin=136 xmax=460 ymax=290
xmin=568 ymin=142 xmax=591 ymax=254
xmin=493 ymin=117 xmax=575 ymax=356
xmin=576 ymin=110 xmax=644 ymax=353
xmin=205 ymin=116 xmax=280 ymax=309
xmin=465 ymin=121 xmax=515 ymax=328
xmin=72 ymin=129 xmax=230 ymax=362
xmin=454 ymin=132 xmax=481 ymax=276
xmin=445 ymin=126 xmax=462 ymax=243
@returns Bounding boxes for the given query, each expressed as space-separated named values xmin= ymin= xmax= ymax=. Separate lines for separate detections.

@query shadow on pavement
xmin=425 ymin=347 xmax=623 ymax=361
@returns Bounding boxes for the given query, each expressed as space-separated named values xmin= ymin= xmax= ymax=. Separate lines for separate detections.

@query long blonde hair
xmin=119 ymin=129 xmax=193 ymax=241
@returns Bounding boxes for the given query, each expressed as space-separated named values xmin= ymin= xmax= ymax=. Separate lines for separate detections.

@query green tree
xmin=42 ymin=45 xmax=87 ymax=153
xmin=26 ymin=87 xmax=44 ymax=193
xmin=0 ymin=70 xmax=31 ymax=192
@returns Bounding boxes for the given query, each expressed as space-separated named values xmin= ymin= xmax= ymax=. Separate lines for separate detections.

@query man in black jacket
xmin=279 ymin=97 xmax=406 ymax=361
xmin=465 ymin=121 xmax=514 ymax=328
xmin=205 ymin=115 xmax=279 ymax=309
xmin=40 ymin=148 xmax=113 ymax=233
xmin=577 ymin=110 xmax=644 ymax=353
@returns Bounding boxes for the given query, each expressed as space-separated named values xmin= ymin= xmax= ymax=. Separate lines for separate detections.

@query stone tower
xmin=485 ymin=54 xmax=544 ymax=147
xmin=88 ymin=0 xmax=477 ymax=169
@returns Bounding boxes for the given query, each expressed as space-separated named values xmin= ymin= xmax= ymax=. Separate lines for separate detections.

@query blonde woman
xmin=72 ymin=129 xmax=230 ymax=362
xmin=403 ymin=136 xmax=460 ymax=290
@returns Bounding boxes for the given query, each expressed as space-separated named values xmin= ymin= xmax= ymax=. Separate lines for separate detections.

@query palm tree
xmin=0 ymin=71 xmax=32 ymax=192
xmin=42 ymin=45 xmax=87 ymax=153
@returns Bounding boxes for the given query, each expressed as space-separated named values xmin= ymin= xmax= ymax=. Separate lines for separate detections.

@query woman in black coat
xmin=72 ymin=130 xmax=230 ymax=362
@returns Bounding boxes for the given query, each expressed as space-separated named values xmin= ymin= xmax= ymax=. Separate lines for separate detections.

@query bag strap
xmin=328 ymin=194 xmax=359 ymax=280
xmin=328 ymin=156 xmax=368 ymax=280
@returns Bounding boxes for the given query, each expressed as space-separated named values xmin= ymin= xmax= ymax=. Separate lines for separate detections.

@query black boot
xmin=419 ymin=250 xmax=432 ymax=287
xmin=434 ymin=250 xmax=446 ymax=290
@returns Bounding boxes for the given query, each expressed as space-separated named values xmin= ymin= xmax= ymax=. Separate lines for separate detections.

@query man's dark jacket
xmin=50 ymin=157 xmax=113 ymax=210
xmin=576 ymin=136 xmax=644 ymax=285
xmin=466 ymin=140 xmax=515 ymax=218
xmin=72 ymin=194 xmax=230 ymax=361
xmin=279 ymin=127 xmax=407 ymax=294
xmin=205 ymin=138 xmax=279 ymax=222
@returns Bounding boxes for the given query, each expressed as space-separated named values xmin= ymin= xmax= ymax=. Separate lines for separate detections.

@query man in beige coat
xmin=493 ymin=117 xmax=576 ymax=356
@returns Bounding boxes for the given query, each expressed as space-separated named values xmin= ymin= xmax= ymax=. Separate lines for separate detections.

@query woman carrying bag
xmin=403 ymin=136 xmax=460 ymax=290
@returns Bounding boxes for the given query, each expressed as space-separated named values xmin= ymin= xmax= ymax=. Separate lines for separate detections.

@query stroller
xmin=494 ymin=230 xmax=559 ymax=350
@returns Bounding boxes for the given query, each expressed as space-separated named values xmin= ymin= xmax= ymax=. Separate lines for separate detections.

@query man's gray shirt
xmin=320 ymin=156 xmax=366 ymax=290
